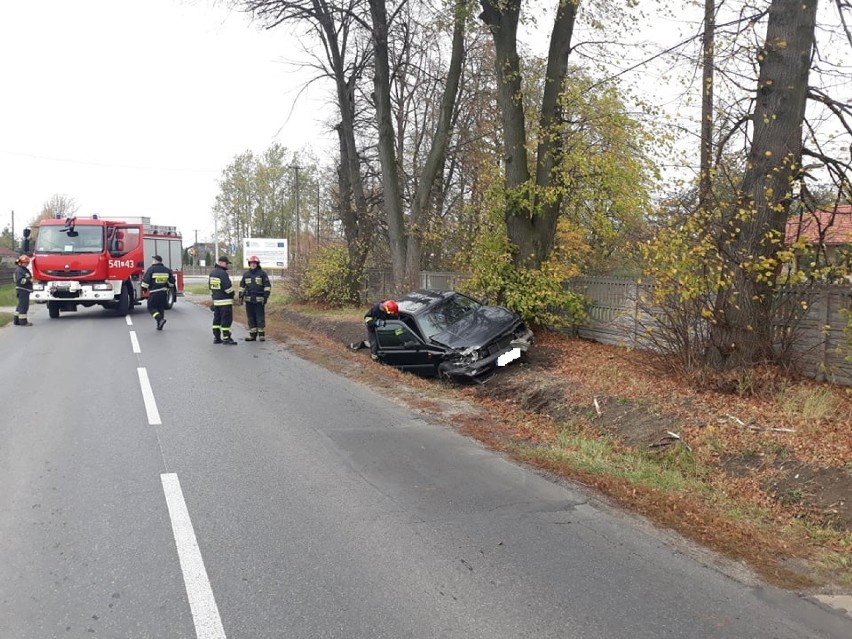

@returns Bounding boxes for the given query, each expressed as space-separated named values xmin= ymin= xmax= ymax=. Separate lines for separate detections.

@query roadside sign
xmin=242 ymin=238 xmax=288 ymax=268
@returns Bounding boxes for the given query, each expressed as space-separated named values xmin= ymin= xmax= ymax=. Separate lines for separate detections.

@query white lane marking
xmin=161 ymin=473 xmax=227 ymax=639
xmin=126 ymin=315 xmax=133 ymax=326
xmin=129 ymin=331 xmax=141 ymax=354
xmin=137 ymin=367 xmax=162 ymax=425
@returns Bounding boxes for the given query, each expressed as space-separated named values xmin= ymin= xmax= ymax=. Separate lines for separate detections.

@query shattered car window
xmin=377 ymin=324 xmax=420 ymax=348
xmin=419 ymin=293 xmax=481 ymax=339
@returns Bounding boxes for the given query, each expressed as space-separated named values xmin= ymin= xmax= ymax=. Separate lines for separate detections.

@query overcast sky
xmin=0 ymin=0 xmax=331 ymax=243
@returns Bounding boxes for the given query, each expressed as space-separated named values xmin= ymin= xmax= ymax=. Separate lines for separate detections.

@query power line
xmin=0 ymin=148 xmax=218 ymax=174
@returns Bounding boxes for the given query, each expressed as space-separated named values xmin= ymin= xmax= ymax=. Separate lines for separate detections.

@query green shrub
xmin=459 ymin=210 xmax=587 ymax=328
xmin=299 ymin=245 xmax=360 ymax=307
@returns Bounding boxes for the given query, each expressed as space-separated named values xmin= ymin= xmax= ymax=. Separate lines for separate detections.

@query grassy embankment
xmin=0 ymin=284 xmax=17 ymax=326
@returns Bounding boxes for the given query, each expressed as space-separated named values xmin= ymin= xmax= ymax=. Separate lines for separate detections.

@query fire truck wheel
xmin=165 ymin=289 xmax=175 ymax=310
xmin=117 ymin=286 xmax=131 ymax=316
xmin=48 ymin=302 xmax=60 ymax=319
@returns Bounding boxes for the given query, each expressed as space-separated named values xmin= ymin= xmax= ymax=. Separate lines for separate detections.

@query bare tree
xmin=238 ymin=0 xmax=374 ymax=295
xmin=361 ymin=0 xmax=466 ymax=289
xmin=39 ymin=194 xmax=79 ymax=221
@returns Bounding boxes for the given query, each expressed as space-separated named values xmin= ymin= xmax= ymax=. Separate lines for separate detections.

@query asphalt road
xmin=1 ymin=299 xmax=850 ymax=638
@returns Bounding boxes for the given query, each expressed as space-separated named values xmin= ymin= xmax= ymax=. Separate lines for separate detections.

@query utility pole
xmin=193 ymin=229 xmax=199 ymax=267
xmin=11 ymin=210 xmax=15 ymax=253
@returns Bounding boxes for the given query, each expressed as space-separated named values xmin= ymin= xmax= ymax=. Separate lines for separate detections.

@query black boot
xmin=13 ymin=316 xmax=19 ymax=326
xmin=258 ymin=330 xmax=265 ymax=342
xmin=244 ymin=333 xmax=256 ymax=342
xmin=222 ymin=336 xmax=238 ymax=345
xmin=213 ymin=329 xmax=222 ymax=344
xmin=157 ymin=317 xmax=166 ymax=330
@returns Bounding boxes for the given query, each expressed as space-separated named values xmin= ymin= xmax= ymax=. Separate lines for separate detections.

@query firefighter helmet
xmin=248 ymin=255 xmax=260 ymax=264
xmin=16 ymin=255 xmax=30 ymax=266
xmin=381 ymin=300 xmax=399 ymax=315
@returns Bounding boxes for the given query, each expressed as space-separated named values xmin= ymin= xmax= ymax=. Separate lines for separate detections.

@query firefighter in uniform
xmin=209 ymin=255 xmax=238 ymax=345
xmin=362 ymin=299 xmax=399 ymax=360
xmin=140 ymin=254 xmax=175 ymax=330
xmin=238 ymin=255 xmax=272 ymax=342
xmin=14 ymin=255 xmax=34 ymax=326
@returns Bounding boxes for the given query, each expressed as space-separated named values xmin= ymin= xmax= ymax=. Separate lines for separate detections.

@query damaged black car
xmin=370 ymin=290 xmax=533 ymax=381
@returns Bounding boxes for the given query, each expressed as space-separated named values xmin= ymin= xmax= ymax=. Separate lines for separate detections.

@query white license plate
xmin=497 ymin=347 xmax=521 ymax=367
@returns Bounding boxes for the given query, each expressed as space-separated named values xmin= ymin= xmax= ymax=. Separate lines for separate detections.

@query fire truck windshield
xmin=36 ymin=226 xmax=104 ymax=254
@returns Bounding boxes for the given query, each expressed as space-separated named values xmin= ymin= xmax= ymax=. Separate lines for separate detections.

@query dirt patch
xmin=767 ymin=461 xmax=852 ymax=530
xmin=218 ymin=298 xmax=852 ymax=592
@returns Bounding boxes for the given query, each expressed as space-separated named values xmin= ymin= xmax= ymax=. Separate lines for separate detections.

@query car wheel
xmin=48 ymin=301 xmax=60 ymax=319
xmin=117 ymin=286 xmax=130 ymax=316
xmin=437 ymin=363 xmax=455 ymax=383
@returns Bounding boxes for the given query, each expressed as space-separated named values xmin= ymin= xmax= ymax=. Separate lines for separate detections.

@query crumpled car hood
xmin=430 ymin=306 xmax=520 ymax=349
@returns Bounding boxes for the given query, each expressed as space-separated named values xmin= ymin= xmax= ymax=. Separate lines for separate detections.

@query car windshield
xmin=418 ymin=293 xmax=481 ymax=339
xmin=36 ymin=226 xmax=104 ymax=253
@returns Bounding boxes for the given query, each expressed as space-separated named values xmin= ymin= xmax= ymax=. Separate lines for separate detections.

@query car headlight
xmin=453 ymin=347 xmax=483 ymax=365
xmin=93 ymin=283 xmax=113 ymax=291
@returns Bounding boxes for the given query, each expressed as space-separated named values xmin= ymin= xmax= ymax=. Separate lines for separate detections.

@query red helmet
xmin=248 ymin=255 xmax=260 ymax=264
xmin=16 ymin=255 xmax=30 ymax=266
xmin=382 ymin=300 xmax=399 ymax=315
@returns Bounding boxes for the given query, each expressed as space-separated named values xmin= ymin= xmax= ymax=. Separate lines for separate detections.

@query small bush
xmin=459 ymin=211 xmax=587 ymax=328
xmin=299 ymin=245 xmax=360 ymax=307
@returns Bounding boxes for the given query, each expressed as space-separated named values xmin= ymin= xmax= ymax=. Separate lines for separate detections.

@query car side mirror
xmin=403 ymin=340 xmax=419 ymax=349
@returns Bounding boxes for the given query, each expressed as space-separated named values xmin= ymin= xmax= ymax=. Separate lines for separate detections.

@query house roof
xmin=0 ymin=245 xmax=18 ymax=258
xmin=785 ymin=204 xmax=852 ymax=245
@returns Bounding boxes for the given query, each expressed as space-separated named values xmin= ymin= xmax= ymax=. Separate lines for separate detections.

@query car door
xmin=375 ymin=321 xmax=442 ymax=375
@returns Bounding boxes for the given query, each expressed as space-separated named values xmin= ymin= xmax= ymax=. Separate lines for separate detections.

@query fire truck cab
xmin=29 ymin=215 xmax=184 ymax=318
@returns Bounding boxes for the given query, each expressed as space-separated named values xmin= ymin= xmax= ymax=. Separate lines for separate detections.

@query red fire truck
xmin=27 ymin=215 xmax=185 ymax=319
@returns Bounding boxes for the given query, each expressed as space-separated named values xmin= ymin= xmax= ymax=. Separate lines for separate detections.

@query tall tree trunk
xmin=405 ymin=0 xmax=467 ymax=287
xmin=368 ymin=0 xmax=408 ymax=290
xmin=480 ymin=0 xmax=578 ymax=268
xmin=529 ymin=0 xmax=578 ymax=266
xmin=336 ymin=124 xmax=369 ymax=297
xmin=314 ymin=0 xmax=371 ymax=296
xmin=479 ymin=1 xmax=529 ymax=188
xmin=698 ymin=0 xmax=716 ymax=208
xmin=709 ymin=0 xmax=817 ymax=368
